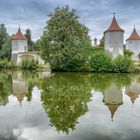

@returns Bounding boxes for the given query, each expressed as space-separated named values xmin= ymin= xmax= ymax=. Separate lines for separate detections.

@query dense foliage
xmin=40 ymin=6 xmax=92 ymax=71
xmin=112 ymin=55 xmax=133 ymax=73
xmin=0 ymin=24 xmax=11 ymax=60
xmin=25 ymin=29 xmax=34 ymax=51
xmin=90 ymin=51 xmax=133 ymax=73
xmin=90 ymin=51 xmax=112 ymax=72
xmin=0 ymin=59 xmax=16 ymax=69
xmin=124 ymin=48 xmax=133 ymax=57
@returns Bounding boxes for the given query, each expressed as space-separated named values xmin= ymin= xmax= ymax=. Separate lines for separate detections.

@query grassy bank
xmin=0 ymin=59 xmax=50 ymax=70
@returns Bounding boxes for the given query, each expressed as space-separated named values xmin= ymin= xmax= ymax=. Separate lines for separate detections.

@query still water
xmin=0 ymin=71 xmax=140 ymax=140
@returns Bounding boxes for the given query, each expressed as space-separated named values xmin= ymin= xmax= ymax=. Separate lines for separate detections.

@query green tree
xmin=25 ymin=29 xmax=33 ymax=51
xmin=90 ymin=51 xmax=112 ymax=72
xmin=113 ymin=55 xmax=133 ymax=73
xmin=0 ymin=24 xmax=11 ymax=59
xmin=40 ymin=6 xmax=92 ymax=71
xmin=99 ymin=35 xmax=105 ymax=48
xmin=32 ymin=39 xmax=41 ymax=51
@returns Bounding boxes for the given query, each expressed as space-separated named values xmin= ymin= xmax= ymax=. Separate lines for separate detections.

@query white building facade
xmin=11 ymin=28 xmax=28 ymax=63
xmin=104 ymin=16 xmax=124 ymax=58
xmin=126 ymin=28 xmax=140 ymax=60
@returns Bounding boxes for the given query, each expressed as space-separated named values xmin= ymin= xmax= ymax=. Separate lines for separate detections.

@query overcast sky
xmin=0 ymin=0 xmax=140 ymax=43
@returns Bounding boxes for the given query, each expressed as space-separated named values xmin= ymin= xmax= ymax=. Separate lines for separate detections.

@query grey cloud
xmin=0 ymin=0 xmax=140 ymax=42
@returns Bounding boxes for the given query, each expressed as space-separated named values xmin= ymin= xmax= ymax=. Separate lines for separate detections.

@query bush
xmin=124 ymin=48 xmax=133 ymax=57
xmin=0 ymin=59 xmax=16 ymax=69
xmin=113 ymin=55 xmax=133 ymax=73
xmin=21 ymin=59 xmax=39 ymax=70
xmin=90 ymin=52 xmax=112 ymax=72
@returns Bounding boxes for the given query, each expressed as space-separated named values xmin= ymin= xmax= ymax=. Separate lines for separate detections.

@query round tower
xmin=104 ymin=15 xmax=124 ymax=58
xmin=126 ymin=27 xmax=140 ymax=60
xmin=11 ymin=27 xmax=27 ymax=63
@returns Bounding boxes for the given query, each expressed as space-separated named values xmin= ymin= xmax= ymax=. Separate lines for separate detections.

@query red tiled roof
xmin=126 ymin=28 xmax=140 ymax=41
xmin=11 ymin=28 xmax=27 ymax=40
xmin=105 ymin=16 xmax=124 ymax=33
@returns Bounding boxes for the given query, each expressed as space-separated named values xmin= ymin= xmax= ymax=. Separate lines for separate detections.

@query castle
xmin=104 ymin=15 xmax=140 ymax=60
xmin=11 ymin=27 xmax=45 ymax=65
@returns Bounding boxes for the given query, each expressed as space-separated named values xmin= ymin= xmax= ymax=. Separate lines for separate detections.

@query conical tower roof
xmin=105 ymin=16 xmax=124 ymax=33
xmin=11 ymin=27 xmax=27 ymax=40
xmin=126 ymin=27 xmax=140 ymax=41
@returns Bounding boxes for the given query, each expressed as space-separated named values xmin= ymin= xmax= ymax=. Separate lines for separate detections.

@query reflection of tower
xmin=103 ymin=84 xmax=123 ymax=121
xmin=126 ymin=82 xmax=140 ymax=106
xmin=127 ymin=93 xmax=140 ymax=105
xmin=12 ymin=72 xmax=28 ymax=106
xmin=16 ymin=94 xmax=26 ymax=106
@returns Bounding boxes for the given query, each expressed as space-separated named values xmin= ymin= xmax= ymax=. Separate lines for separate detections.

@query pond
xmin=0 ymin=71 xmax=140 ymax=140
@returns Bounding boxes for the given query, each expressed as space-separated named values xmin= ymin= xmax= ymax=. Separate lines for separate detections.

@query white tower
xmin=11 ymin=27 xmax=27 ymax=62
xmin=126 ymin=27 xmax=140 ymax=60
xmin=104 ymin=15 xmax=124 ymax=58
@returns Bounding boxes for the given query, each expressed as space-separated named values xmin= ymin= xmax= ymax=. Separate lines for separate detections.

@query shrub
xmin=124 ymin=48 xmax=133 ymax=57
xmin=0 ymin=59 xmax=16 ymax=69
xmin=0 ymin=59 xmax=8 ymax=69
xmin=21 ymin=59 xmax=39 ymax=70
xmin=112 ymin=55 xmax=133 ymax=73
xmin=63 ymin=58 xmax=85 ymax=72
xmin=90 ymin=51 xmax=112 ymax=72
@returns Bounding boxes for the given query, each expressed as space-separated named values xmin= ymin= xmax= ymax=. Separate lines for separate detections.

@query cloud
xmin=0 ymin=0 xmax=140 ymax=43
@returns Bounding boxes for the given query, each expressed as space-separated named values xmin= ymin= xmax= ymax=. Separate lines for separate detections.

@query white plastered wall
xmin=126 ymin=40 xmax=140 ymax=60
xmin=105 ymin=32 xmax=124 ymax=58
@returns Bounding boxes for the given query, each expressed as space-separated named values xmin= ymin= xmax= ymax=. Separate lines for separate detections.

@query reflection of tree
xmin=26 ymin=82 xmax=33 ymax=102
xmin=21 ymin=70 xmax=39 ymax=82
xmin=89 ymin=73 xmax=132 ymax=91
xmin=113 ymin=74 xmax=132 ymax=88
xmin=0 ymin=72 xmax=12 ymax=106
xmin=41 ymin=73 xmax=92 ymax=134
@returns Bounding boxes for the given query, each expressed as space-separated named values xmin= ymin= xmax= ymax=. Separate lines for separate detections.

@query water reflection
xmin=41 ymin=73 xmax=92 ymax=134
xmin=103 ymin=84 xmax=123 ymax=121
xmin=0 ymin=72 xmax=12 ymax=106
xmin=126 ymin=80 xmax=140 ymax=105
xmin=0 ymin=71 xmax=140 ymax=139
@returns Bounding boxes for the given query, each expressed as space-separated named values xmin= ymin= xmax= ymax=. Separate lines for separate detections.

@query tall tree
xmin=0 ymin=24 xmax=11 ymax=60
xmin=32 ymin=39 xmax=41 ymax=51
xmin=99 ymin=35 xmax=105 ymax=48
xmin=40 ymin=6 xmax=92 ymax=71
xmin=25 ymin=29 xmax=33 ymax=51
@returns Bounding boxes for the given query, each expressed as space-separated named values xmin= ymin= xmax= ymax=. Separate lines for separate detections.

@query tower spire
xmin=18 ymin=24 xmax=20 ymax=30
xmin=113 ymin=12 xmax=115 ymax=17
xmin=126 ymin=27 xmax=140 ymax=41
xmin=105 ymin=13 xmax=124 ymax=33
